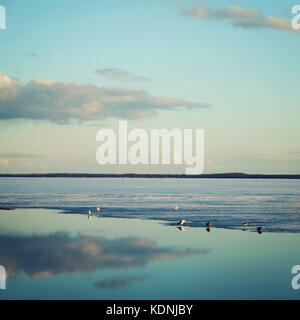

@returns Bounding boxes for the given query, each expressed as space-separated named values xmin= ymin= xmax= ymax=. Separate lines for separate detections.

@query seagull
xmin=97 ymin=207 xmax=101 ymax=212
xmin=174 ymin=205 xmax=179 ymax=211
xmin=257 ymin=226 xmax=263 ymax=234
xmin=178 ymin=219 xmax=185 ymax=225
xmin=206 ymin=222 xmax=211 ymax=227
xmin=243 ymin=222 xmax=249 ymax=226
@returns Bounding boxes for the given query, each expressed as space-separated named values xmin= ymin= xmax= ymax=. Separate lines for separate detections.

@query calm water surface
xmin=0 ymin=178 xmax=299 ymax=232
xmin=0 ymin=208 xmax=299 ymax=299
xmin=0 ymin=178 xmax=299 ymax=299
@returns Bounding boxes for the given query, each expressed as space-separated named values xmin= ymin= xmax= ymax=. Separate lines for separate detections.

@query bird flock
xmin=174 ymin=205 xmax=263 ymax=234
xmin=87 ymin=204 xmax=263 ymax=234
xmin=88 ymin=207 xmax=101 ymax=220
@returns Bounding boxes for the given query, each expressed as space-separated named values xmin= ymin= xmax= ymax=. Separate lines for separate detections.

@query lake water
xmin=0 ymin=209 xmax=299 ymax=299
xmin=0 ymin=178 xmax=299 ymax=299
xmin=0 ymin=178 xmax=300 ymax=232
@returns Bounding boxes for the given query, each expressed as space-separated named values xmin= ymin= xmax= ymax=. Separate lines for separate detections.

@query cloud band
xmin=0 ymin=73 xmax=209 ymax=123
xmin=182 ymin=4 xmax=300 ymax=34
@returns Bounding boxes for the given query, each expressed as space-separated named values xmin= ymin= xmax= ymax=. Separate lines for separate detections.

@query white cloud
xmin=0 ymin=73 xmax=209 ymax=123
xmin=182 ymin=4 xmax=300 ymax=34
xmin=95 ymin=68 xmax=152 ymax=82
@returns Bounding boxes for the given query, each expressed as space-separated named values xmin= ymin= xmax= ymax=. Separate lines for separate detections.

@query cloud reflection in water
xmin=0 ymin=233 xmax=210 ymax=279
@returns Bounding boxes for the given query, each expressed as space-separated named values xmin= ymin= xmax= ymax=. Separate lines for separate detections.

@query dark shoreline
xmin=0 ymin=173 xmax=300 ymax=179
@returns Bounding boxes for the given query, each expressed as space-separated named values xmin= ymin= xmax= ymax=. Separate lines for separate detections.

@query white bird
xmin=174 ymin=205 xmax=179 ymax=211
xmin=88 ymin=210 xmax=92 ymax=215
xmin=97 ymin=207 xmax=101 ymax=212
xmin=178 ymin=219 xmax=185 ymax=225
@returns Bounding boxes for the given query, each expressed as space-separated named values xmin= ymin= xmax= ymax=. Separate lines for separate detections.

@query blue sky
xmin=0 ymin=0 xmax=299 ymax=173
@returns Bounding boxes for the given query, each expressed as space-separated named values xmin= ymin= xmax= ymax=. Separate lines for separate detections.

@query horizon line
xmin=0 ymin=172 xmax=300 ymax=179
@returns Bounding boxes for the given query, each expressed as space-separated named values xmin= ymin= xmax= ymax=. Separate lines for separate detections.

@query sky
xmin=0 ymin=0 xmax=299 ymax=174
